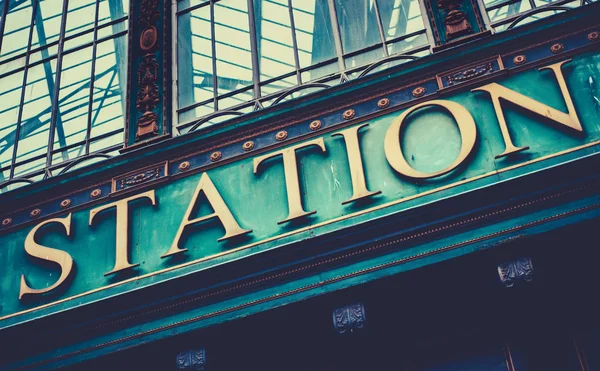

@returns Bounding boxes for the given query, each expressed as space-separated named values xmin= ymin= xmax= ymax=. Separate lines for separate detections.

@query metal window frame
xmin=173 ymin=0 xmax=435 ymax=129
xmin=0 ymin=0 xmax=129 ymax=189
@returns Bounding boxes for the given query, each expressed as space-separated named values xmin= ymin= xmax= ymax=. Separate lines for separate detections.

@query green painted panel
xmin=1 ymin=51 xmax=600 ymax=324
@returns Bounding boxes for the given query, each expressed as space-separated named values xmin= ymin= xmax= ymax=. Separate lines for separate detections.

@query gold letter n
xmin=473 ymin=59 xmax=583 ymax=159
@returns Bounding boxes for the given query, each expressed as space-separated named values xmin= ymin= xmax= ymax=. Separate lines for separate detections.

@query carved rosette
xmin=332 ymin=303 xmax=366 ymax=334
xmin=497 ymin=258 xmax=533 ymax=288
xmin=438 ymin=0 xmax=472 ymax=40
xmin=135 ymin=0 xmax=161 ymax=141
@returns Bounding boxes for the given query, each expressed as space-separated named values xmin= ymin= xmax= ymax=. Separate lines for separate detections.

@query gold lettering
xmin=20 ymin=214 xmax=74 ymax=300
xmin=89 ymin=190 xmax=156 ymax=276
xmin=162 ymin=173 xmax=251 ymax=258
xmin=472 ymin=59 xmax=582 ymax=158
xmin=332 ymin=123 xmax=381 ymax=204
xmin=254 ymin=138 xmax=326 ymax=224
xmin=384 ymin=100 xmax=477 ymax=179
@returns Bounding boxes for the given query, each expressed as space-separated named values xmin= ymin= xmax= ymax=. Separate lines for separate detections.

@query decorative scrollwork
xmin=438 ymin=0 xmax=473 ymax=40
xmin=136 ymin=55 xmax=160 ymax=139
xmin=497 ymin=257 xmax=533 ymax=288
xmin=332 ymin=303 xmax=366 ymax=334
xmin=176 ymin=349 xmax=206 ymax=370
xmin=134 ymin=0 xmax=161 ymax=142
xmin=447 ymin=62 xmax=492 ymax=85
xmin=139 ymin=0 xmax=159 ymax=28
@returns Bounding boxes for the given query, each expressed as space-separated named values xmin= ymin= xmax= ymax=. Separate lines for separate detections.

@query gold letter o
xmin=384 ymin=100 xmax=477 ymax=179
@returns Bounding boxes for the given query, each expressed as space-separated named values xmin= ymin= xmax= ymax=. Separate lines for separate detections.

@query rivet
xmin=210 ymin=151 xmax=222 ymax=162
xmin=309 ymin=120 xmax=322 ymax=131
xmin=550 ymin=43 xmax=564 ymax=54
xmin=275 ymin=131 xmax=288 ymax=141
xmin=342 ymin=109 xmax=355 ymax=120
xmin=513 ymin=55 xmax=526 ymax=66
xmin=377 ymin=98 xmax=390 ymax=109
xmin=90 ymin=189 xmax=102 ymax=199
xmin=179 ymin=161 xmax=190 ymax=172
xmin=412 ymin=86 xmax=426 ymax=98
xmin=2 ymin=218 xmax=12 ymax=227
xmin=588 ymin=31 xmax=599 ymax=42
xmin=30 ymin=209 xmax=41 ymax=218
xmin=60 ymin=199 xmax=72 ymax=209
xmin=242 ymin=141 xmax=255 ymax=151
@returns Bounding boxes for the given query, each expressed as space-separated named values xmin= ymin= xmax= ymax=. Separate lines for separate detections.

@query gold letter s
xmin=20 ymin=214 xmax=74 ymax=300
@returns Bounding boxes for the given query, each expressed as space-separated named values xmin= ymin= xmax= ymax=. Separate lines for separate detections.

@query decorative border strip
xmin=1 ymin=139 xmax=599 ymax=325
xmin=16 ymin=198 xmax=600 ymax=370
xmin=84 ymin=180 xmax=599 ymax=332
xmin=0 ymin=27 xmax=598 ymax=234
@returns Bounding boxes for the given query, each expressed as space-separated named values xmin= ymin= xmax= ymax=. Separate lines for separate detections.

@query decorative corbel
xmin=424 ymin=0 xmax=491 ymax=51
xmin=497 ymin=258 xmax=534 ymax=288
xmin=332 ymin=303 xmax=366 ymax=334
xmin=176 ymin=349 xmax=206 ymax=370
xmin=123 ymin=0 xmax=171 ymax=150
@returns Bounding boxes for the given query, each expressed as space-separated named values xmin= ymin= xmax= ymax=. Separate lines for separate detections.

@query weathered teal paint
xmin=1 ymin=51 xmax=600 ymax=325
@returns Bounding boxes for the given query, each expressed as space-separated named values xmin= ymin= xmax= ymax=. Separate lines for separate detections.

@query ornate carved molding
xmin=111 ymin=161 xmax=169 ymax=193
xmin=497 ymin=258 xmax=533 ymax=287
xmin=332 ymin=303 xmax=366 ymax=334
xmin=123 ymin=0 xmax=169 ymax=149
xmin=438 ymin=0 xmax=473 ymax=40
xmin=135 ymin=0 xmax=160 ymax=141
xmin=176 ymin=349 xmax=206 ymax=370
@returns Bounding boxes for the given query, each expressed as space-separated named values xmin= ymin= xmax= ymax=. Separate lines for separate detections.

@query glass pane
xmin=0 ymin=70 xmax=24 ymax=176
xmin=15 ymin=60 xmax=56 ymax=167
xmin=335 ymin=0 xmax=381 ymax=54
xmin=178 ymin=102 xmax=214 ymax=127
xmin=65 ymin=0 xmax=96 ymax=40
xmin=89 ymin=34 xmax=127 ymax=147
xmin=261 ymin=74 xmax=296 ymax=96
xmin=51 ymin=45 xmax=94 ymax=162
xmin=291 ymin=0 xmax=336 ymax=68
xmin=300 ymin=62 xmax=338 ymax=82
xmin=387 ymin=31 xmax=428 ymax=55
xmin=178 ymin=4 xmax=213 ymax=109
xmin=97 ymin=0 xmax=128 ymax=28
xmin=218 ymin=88 xmax=254 ymax=110
xmin=378 ymin=0 xmax=425 ymax=40
xmin=487 ymin=0 xmax=532 ymax=24
xmin=0 ymin=0 xmax=34 ymax=62
xmin=345 ymin=48 xmax=383 ymax=69
xmin=214 ymin=0 xmax=253 ymax=98
xmin=177 ymin=0 xmax=208 ymax=12
xmin=34 ymin=0 xmax=64 ymax=49
xmin=254 ymin=0 xmax=296 ymax=84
